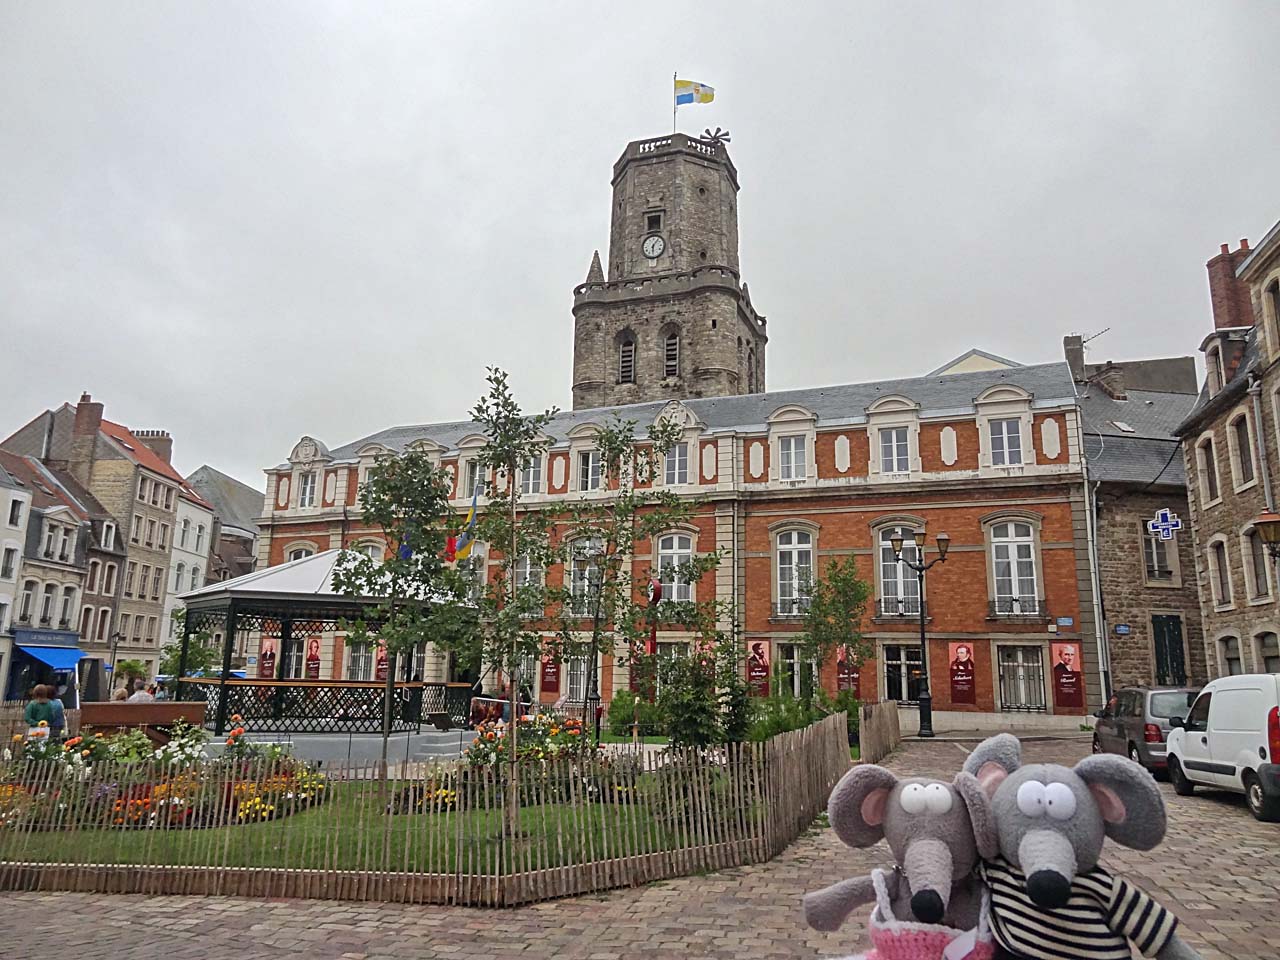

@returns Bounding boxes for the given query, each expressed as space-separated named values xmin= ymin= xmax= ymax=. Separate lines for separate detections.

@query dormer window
xmin=990 ymin=418 xmax=1023 ymax=466
xmin=298 ymin=471 xmax=317 ymax=508
xmin=880 ymin=428 xmax=910 ymax=473
xmin=1207 ymin=345 xmax=1224 ymax=394
xmin=102 ymin=522 xmax=115 ymax=550
xmin=779 ymin=436 xmax=808 ymax=481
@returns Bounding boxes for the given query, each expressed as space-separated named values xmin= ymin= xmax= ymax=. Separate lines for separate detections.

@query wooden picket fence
xmin=0 ymin=713 xmax=849 ymax=906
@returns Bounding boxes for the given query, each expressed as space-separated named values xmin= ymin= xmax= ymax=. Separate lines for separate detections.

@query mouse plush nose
xmin=910 ymin=889 xmax=945 ymax=924
xmin=1027 ymin=870 xmax=1072 ymax=908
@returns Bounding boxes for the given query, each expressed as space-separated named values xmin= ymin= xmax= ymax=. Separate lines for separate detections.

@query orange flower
xmin=484 ymin=732 xmax=495 ymax=740
xmin=232 ymin=727 xmax=246 ymax=737
xmin=230 ymin=714 xmax=242 ymax=722
xmin=226 ymin=738 xmax=236 ymax=745
xmin=81 ymin=750 xmax=91 ymax=757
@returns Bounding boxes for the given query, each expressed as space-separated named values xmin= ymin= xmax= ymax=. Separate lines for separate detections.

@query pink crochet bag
xmin=841 ymin=869 xmax=996 ymax=960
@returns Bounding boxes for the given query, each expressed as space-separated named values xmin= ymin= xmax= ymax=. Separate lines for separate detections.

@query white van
xmin=1166 ymin=673 xmax=1280 ymax=822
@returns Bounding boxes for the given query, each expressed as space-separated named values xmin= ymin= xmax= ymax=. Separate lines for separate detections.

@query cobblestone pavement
xmin=1 ymin=738 xmax=1277 ymax=959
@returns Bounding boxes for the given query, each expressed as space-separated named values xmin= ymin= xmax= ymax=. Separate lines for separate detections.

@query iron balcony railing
xmin=772 ymin=597 xmax=812 ymax=617
xmin=876 ymin=597 xmax=926 ymax=617
xmin=988 ymin=596 xmax=1046 ymax=618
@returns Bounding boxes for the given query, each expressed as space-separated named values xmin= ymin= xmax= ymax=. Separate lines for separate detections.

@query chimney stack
xmin=1206 ymin=240 xmax=1254 ymax=330
xmin=135 ymin=429 xmax=173 ymax=464
xmin=69 ymin=393 xmax=103 ymax=485
xmin=1063 ymin=335 xmax=1085 ymax=382
xmin=1093 ymin=362 xmax=1127 ymax=401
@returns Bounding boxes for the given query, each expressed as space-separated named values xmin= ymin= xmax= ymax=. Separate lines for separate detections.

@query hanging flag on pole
xmin=673 ymin=73 xmax=715 ymax=131
xmin=674 ymin=77 xmax=715 ymax=105
xmin=445 ymin=487 xmax=480 ymax=562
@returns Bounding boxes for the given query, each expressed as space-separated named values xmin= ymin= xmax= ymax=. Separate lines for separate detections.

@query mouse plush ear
xmin=828 ymin=764 xmax=898 ymax=848
xmin=962 ymin=734 xmax=1021 ymax=797
xmin=953 ymin=771 xmax=999 ymax=860
xmin=1074 ymin=754 xmax=1166 ymax=850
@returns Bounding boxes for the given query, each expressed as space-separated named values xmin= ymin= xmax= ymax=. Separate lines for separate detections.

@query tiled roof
xmin=99 ymin=420 xmax=188 ymax=487
xmin=0 ymin=451 xmax=88 ymax=518
xmin=277 ymin=362 xmax=1077 ymax=469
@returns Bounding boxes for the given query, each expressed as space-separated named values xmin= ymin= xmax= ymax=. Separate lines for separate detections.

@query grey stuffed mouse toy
xmin=805 ymin=763 xmax=993 ymax=932
xmin=963 ymin=734 xmax=1202 ymax=960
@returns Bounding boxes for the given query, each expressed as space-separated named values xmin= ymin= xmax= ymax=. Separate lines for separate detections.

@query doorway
xmin=1152 ymin=615 xmax=1187 ymax=685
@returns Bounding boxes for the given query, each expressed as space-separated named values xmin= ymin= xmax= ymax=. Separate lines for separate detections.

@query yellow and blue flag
xmin=449 ymin=487 xmax=480 ymax=562
xmin=674 ymin=78 xmax=714 ymax=106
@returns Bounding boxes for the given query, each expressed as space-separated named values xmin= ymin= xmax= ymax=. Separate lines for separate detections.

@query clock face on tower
xmin=642 ymin=234 xmax=666 ymax=259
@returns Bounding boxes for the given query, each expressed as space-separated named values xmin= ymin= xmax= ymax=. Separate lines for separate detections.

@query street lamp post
xmin=889 ymin=530 xmax=950 ymax=739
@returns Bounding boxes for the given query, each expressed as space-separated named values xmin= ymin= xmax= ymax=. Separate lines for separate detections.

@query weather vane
xmin=701 ymin=127 xmax=731 ymax=145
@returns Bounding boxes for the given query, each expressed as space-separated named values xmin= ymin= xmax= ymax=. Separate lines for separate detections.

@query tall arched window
xmin=747 ymin=348 xmax=757 ymax=393
xmin=657 ymin=533 xmax=693 ymax=602
xmin=189 ymin=566 xmax=201 ymax=591
xmin=663 ymin=333 xmax=680 ymax=378
xmin=568 ymin=537 xmax=603 ymax=614
xmin=1259 ymin=632 xmax=1280 ymax=672
xmin=775 ymin=529 xmax=813 ymax=615
xmin=19 ymin=580 xmax=36 ymax=621
xmin=991 ymin=521 xmax=1038 ymax=615
xmin=96 ymin=608 xmax=110 ymax=641
xmin=1220 ymin=635 xmax=1243 ymax=675
xmin=619 ymin=340 xmax=636 ymax=384
xmin=878 ymin=526 xmax=921 ymax=616
xmin=79 ymin=606 xmax=93 ymax=638
xmin=180 ymin=518 xmax=190 ymax=547
xmin=175 ymin=562 xmax=186 ymax=591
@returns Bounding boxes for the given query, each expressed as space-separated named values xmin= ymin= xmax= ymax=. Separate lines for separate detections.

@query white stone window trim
xmin=454 ymin=435 xmax=488 ymax=502
xmin=1226 ymin=407 xmax=1259 ymax=494
xmin=1205 ymin=534 xmax=1235 ymax=611
xmin=1251 ymin=623 xmax=1280 ymax=673
xmin=866 ymin=396 xmax=921 ymax=479
xmin=1139 ymin=519 xmax=1181 ymax=589
xmin=284 ymin=541 xmax=320 ymax=564
xmin=519 ymin=454 xmax=543 ymax=496
xmin=1239 ymin=522 xmax=1274 ymax=606
xmin=1194 ymin=430 xmax=1223 ymax=509
xmin=766 ymin=405 xmax=818 ymax=484
xmin=769 ymin=519 xmax=819 ymax=617
xmin=566 ymin=424 xmax=606 ymax=495
xmin=1206 ymin=343 xmax=1225 ymax=396
xmin=1212 ymin=629 xmax=1244 ymax=677
xmin=871 ymin=516 xmax=926 ymax=617
xmin=975 ymin=386 xmax=1035 ymax=473
xmin=980 ymin=511 xmax=1046 ymax=616
xmin=656 ymin=529 xmax=697 ymax=603
xmin=295 ymin=470 xmax=318 ymax=509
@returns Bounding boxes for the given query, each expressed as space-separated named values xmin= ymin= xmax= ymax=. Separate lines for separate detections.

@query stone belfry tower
xmin=571 ymin=133 xmax=768 ymax=409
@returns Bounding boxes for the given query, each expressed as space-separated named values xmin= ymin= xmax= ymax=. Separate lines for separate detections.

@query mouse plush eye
xmin=900 ymin=783 xmax=928 ymax=814
xmin=923 ymin=783 xmax=953 ymax=814
xmin=1044 ymin=782 xmax=1076 ymax=820
xmin=1016 ymin=781 xmax=1047 ymax=817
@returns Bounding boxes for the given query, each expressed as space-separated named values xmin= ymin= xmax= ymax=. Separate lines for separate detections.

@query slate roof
xmin=186 ymin=465 xmax=263 ymax=536
xmin=1079 ymin=387 xmax=1197 ymax=487
xmin=276 ymin=362 xmax=1077 ymax=469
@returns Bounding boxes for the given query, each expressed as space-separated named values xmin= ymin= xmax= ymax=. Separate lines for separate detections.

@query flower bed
xmin=0 ymin=715 xmax=327 ymax=831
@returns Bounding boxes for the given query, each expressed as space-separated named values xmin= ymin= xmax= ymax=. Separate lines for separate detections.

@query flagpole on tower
xmin=672 ymin=70 xmax=677 ymax=133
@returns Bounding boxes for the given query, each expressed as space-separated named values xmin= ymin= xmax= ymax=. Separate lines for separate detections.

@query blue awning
xmin=16 ymin=645 xmax=85 ymax=671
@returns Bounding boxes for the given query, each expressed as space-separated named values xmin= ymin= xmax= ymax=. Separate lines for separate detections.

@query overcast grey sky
xmin=3 ymin=2 xmax=1278 ymax=490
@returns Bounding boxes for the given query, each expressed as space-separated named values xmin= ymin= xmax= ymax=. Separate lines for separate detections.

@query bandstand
xmin=175 ymin=550 xmax=470 ymax=736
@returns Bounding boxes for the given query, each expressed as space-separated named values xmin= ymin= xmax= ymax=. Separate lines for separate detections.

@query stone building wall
xmin=1095 ymin=488 xmax=1205 ymax=688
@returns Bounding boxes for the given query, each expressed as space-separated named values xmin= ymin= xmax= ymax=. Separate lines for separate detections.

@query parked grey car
xmin=1093 ymin=686 xmax=1200 ymax=772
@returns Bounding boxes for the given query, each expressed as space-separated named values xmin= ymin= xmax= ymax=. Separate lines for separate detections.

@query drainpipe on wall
xmin=1249 ymin=376 xmax=1275 ymax=511
xmin=1084 ymin=476 xmax=1111 ymax=702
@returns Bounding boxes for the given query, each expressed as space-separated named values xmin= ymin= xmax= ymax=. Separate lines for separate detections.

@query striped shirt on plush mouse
xmin=980 ymin=856 xmax=1177 ymax=960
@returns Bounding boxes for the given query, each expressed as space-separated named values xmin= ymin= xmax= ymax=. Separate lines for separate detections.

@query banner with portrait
xmin=304 ymin=636 xmax=322 ymax=680
xmin=836 ymin=646 xmax=859 ymax=694
xmin=1051 ymin=642 xmax=1084 ymax=709
xmin=747 ymin=641 xmax=770 ymax=696
xmin=374 ymin=642 xmax=389 ymax=682
xmin=258 ymin=637 xmax=277 ymax=679
xmin=948 ymin=642 xmax=976 ymax=705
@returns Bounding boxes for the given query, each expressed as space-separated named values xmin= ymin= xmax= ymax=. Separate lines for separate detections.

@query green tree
xmin=161 ymin=608 xmax=220 ymax=678
xmin=790 ymin=556 xmax=872 ymax=707
xmin=331 ymin=448 xmax=468 ymax=769
xmin=544 ymin=414 xmax=725 ymax=738
xmin=114 ymin=658 xmax=148 ymax=688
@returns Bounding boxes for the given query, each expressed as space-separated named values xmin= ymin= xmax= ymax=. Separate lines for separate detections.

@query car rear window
xmin=1149 ymin=691 xmax=1196 ymax=718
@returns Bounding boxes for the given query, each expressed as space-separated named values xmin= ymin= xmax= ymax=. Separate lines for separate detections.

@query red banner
xmin=305 ymin=637 xmax=322 ymax=680
xmin=747 ymin=641 xmax=770 ymax=696
xmin=837 ymin=646 xmax=859 ymax=694
xmin=375 ymin=643 xmax=388 ymax=682
xmin=1051 ymin=642 xmax=1084 ymax=709
xmin=258 ymin=638 xmax=277 ymax=679
xmin=540 ymin=656 xmax=560 ymax=694
xmin=948 ymin=642 xmax=976 ymax=705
